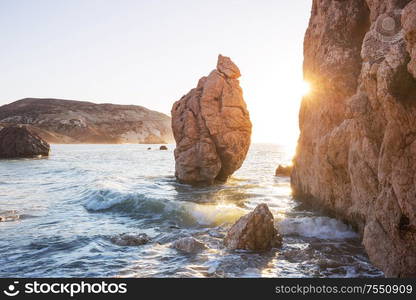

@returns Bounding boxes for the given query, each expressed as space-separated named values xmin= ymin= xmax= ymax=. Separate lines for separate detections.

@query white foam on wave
xmin=278 ymin=216 xmax=358 ymax=239
xmin=84 ymin=185 xmax=247 ymax=227
xmin=188 ymin=203 xmax=246 ymax=226
xmin=85 ymin=189 xmax=129 ymax=211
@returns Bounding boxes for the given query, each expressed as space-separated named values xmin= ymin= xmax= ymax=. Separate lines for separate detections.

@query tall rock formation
xmin=292 ymin=0 xmax=416 ymax=277
xmin=171 ymin=55 xmax=252 ymax=185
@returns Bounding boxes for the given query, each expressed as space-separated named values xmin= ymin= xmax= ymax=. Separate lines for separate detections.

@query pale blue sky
xmin=0 ymin=0 xmax=312 ymax=144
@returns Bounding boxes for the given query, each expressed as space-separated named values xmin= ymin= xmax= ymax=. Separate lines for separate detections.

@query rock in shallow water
xmin=110 ymin=233 xmax=151 ymax=246
xmin=275 ymin=164 xmax=292 ymax=177
xmin=0 ymin=210 xmax=20 ymax=222
xmin=224 ymin=204 xmax=282 ymax=251
xmin=171 ymin=237 xmax=207 ymax=253
xmin=0 ymin=125 xmax=50 ymax=158
xmin=171 ymin=54 xmax=252 ymax=185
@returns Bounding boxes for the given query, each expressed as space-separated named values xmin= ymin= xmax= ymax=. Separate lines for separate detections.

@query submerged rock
xmin=171 ymin=237 xmax=207 ymax=253
xmin=110 ymin=233 xmax=151 ymax=246
xmin=275 ymin=164 xmax=292 ymax=177
xmin=159 ymin=145 xmax=168 ymax=150
xmin=292 ymin=0 xmax=416 ymax=277
xmin=0 ymin=125 xmax=50 ymax=158
xmin=224 ymin=204 xmax=282 ymax=251
xmin=171 ymin=54 xmax=252 ymax=185
xmin=0 ymin=210 xmax=20 ymax=222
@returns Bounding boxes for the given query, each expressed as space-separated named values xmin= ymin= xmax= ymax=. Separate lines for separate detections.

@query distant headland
xmin=0 ymin=98 xmax=174 ymax=144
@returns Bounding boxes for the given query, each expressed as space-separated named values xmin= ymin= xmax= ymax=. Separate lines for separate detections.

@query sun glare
xmin=300 ymin=80 xmax=311 ymax=96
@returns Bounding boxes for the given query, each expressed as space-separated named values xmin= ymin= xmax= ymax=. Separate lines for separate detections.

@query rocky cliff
xmin=171 ymin=55 xmax=252 ymax=185
xmin=0 ymin=98 xmax=173 ymax=144
xmin=292 ymin=0 xmax=416 ymax=277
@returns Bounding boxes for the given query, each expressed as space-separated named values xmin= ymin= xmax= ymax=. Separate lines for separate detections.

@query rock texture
xmin=0 ymin=98 xmax=174 ymax=144
xmin=292 ymin=0 xmax=416 ymax=277
xmin=171 ymin=55 xmax=252 ymax=185
xmin=0 ymin=125 xmax=50 ymax=158
xmin=224 ymin=204 xmax=282 ymax=251
xmin=110 ymin=233 xmax=151 ymax=246
xmin=171 ymin=237 xmax=207 ymax=253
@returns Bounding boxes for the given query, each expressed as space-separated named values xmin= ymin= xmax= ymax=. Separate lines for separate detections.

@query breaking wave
xmin=278 ymin=217 xmax=358 ymax=239
xmin=84 ymin=188 xmax=246 ymax=227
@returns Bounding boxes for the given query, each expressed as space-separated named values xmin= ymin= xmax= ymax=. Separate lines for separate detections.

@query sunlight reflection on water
xmin=0 ymin=144 xmax=382 ymax=277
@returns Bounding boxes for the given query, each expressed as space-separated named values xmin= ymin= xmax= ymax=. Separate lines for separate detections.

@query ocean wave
xmin=84 ymin=188 xmax=246 ymax=227
xmin=278 ymin=217 xmax=358 ymax=239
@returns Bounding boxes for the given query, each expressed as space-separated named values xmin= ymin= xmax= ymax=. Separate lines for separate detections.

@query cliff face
xmin=292 ymin=0 xmax=416 ymax=277
xmin=0 ymin=98 xmax=173 ymax=144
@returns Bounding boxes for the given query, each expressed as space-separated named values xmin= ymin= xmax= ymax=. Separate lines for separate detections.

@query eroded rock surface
xmin=171 ymin=55 xmax=252 ymax=185
xmin=0 ymin=125 xmax=50 ymax=158
xmin=224 ymin=204 xmax=282 ymax=251
xmin=292 ymin=0 xmax=416 ymax=277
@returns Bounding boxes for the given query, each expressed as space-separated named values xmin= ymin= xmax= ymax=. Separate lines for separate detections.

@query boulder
xmin=0 ymin=125 xmax=50 ymax=158
xmin=159 ymin=145 xmax=168 ymax=150
xmin=171 ymin=55 xmax=252 ymax=185
xmin=224 ymin=204 xmax=282 ymax=251
xmin=275 ymin=164 xmax=292 ymax=177
xmin=171 ymin=237 xmax=207 ymax=253
xmin=110 ymin=233 xmax=151 ymax=246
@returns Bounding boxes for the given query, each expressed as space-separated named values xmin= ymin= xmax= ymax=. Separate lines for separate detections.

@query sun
xmin=300 ymin=80 xmax=311 ymax=96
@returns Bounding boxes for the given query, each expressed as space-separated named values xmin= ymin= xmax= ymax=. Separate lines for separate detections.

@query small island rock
xmin=0 ymin=125 xmax=50 ymax=158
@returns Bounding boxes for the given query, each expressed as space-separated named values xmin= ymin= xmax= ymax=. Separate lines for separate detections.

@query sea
xmin=0 ymin=144 xmax=383 ymax=277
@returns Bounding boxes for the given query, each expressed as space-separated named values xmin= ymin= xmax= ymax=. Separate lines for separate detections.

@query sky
xmin=0 ymin=0 xmax=312 ymax=146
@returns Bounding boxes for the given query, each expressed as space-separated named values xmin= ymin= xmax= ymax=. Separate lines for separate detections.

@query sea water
xmin=0 ymin=144 xmax=383 ymax=277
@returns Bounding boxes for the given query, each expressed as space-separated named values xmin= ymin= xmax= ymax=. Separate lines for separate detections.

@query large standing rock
xmin=292 ymin=0 xmax=416 ymax=277
xmin=0 ymin=125 xmax=50 ymax=158
xmin=224 ymin=204 xmax=282 ymax=251
xmin=171 ymin=55 xmax=252 ymax=185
